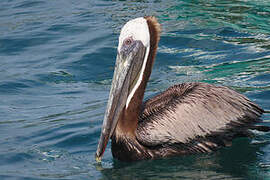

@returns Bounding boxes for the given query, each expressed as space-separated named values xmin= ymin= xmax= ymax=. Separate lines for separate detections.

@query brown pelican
xmin=95 ymin=16 xmax=267 ymax=162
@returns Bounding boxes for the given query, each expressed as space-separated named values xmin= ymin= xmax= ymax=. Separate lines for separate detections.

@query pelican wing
xmin=136 ymin=82 xmax=263 ymax=152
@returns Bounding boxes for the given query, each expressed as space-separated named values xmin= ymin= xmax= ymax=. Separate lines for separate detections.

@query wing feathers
xmin=136 ymin=82 xmax=263 ymax=151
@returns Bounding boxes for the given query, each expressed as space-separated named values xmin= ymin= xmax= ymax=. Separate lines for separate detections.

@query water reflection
xmin=97 ymin=139 xmax=267 ymax=180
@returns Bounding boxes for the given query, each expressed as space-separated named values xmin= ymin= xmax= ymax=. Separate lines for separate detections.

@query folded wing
xmin=136 ymin=82 xmax=264 ymax=152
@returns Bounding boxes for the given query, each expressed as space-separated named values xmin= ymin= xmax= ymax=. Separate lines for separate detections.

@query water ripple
xmin=1 ymin=0 xmax=270 ymax=179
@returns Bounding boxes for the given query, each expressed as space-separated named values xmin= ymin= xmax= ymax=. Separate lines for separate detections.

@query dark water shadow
xmin=96 ymin=138 xmax=268 ymax=180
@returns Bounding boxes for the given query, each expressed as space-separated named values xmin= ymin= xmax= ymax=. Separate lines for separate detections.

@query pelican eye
xmin=120 ymin=37 xmax=136 ymax=57
xmin=123 ymin=37 xmax=133 ymax=46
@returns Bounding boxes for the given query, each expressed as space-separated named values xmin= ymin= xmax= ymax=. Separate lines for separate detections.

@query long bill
xmin=95 ymin=42 xmax=147 ymax=162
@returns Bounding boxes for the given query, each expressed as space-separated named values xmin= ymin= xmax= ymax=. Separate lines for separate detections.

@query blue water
xmin=1 ymin=0 xmax=270 ymax=179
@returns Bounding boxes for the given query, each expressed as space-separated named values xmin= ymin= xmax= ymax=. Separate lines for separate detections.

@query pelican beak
xmin=95 ymin=40 xmax=147 ymax=161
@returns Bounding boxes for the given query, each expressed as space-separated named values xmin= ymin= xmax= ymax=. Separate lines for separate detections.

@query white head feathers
xmin=118 ymin=17 xmax=150 ymax=52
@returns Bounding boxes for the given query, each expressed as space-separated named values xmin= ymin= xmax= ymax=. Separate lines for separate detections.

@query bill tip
xmin=95 ymin=153 xmax=102 ymax=163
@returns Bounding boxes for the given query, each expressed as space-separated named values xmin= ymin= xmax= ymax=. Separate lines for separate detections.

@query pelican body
xmin=95 ymin=16 xmax=265 ymax=162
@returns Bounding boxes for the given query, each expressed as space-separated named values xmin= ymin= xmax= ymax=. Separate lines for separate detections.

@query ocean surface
xmin=1 ymin=0 xmax=270 ymax=179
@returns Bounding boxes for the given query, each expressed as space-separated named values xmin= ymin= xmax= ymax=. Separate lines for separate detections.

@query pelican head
xmin=95 ymin=17 xmax=153 ymax=161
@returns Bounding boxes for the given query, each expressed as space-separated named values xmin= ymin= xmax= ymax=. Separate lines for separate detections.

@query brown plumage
xmin=112 ymin=82 xmax=264 ymax=161
xmin=96 ymin=16 xmax=266 ymax=162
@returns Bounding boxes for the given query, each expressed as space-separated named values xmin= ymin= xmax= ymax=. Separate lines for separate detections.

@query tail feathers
xmin=250 ymin=125 xmax=270 ymax=132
